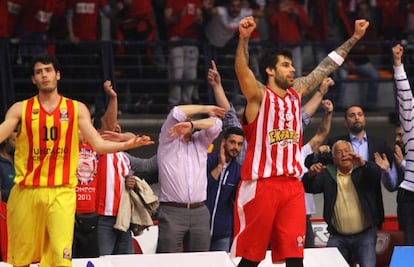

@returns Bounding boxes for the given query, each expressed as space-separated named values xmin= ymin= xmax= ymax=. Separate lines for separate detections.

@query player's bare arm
xmin=236 ymin=16 xmax=264 ymax=123
xmin=78 ymin=102 xmax=154 ymax=153
xmin=0 ymin=102 xmax=22 ymax=143
xmin=101 ymin=131 xmax=137 ymax=142
xmin=295 ymin=19 xmax=369 ymax=96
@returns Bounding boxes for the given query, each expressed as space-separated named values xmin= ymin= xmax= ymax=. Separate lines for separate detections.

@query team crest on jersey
xmin=60 ymin=108 xmax=69 ymax=121
xmin=285 ymin=112 xmax=293 ymax=122
xmin=278 ymin=111 xmax=293 ymax=122
xmin=32 ymin=109 xmax=39 ymax=115
xmin=296 ymin=235 xmax=304 ymax=248
xmin=63 ymin=247 xmax=71 ymax=259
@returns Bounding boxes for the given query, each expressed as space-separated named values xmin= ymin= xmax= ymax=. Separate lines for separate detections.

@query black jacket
xmin=326 ymin=134 xmax=393 ymax=227
xmin=302 ymin=161 xmax=383 ymax=234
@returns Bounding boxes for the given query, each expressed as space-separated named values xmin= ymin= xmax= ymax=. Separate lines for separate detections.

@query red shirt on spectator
xmin=7 ymin=0 xmax=28 ymax=37
xmin=308 ymin=0 xmax=328 ymax=41
xmin=76 ymin=142 xmax=98 ymax=214
xmin=21 ymin=0 xmax=56 ymax=33
xmin=116 ymin=0 xmax=156 ymax=42
xmin=48 ymin=0 xmax=68 ymax=40
xmin=67 ymin=0 xmax=108 ymax=40
xmin=376 ymin=0 xmax=406 ymax=38
xmin=268 ymin=0 xmax=310 ymax=43
xmin=336 ymin=0 xmax=353 ymax=37
xmin=121 ymin=0 xmax=152 ymax=17
xmin=165 ymin=0 xmax=202 ymax=39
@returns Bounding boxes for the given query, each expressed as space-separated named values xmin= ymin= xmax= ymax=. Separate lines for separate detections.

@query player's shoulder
xmin=3 ymin=101 xmax=24 ymax=122
xmin=8 ymin=101 xmax=23 ymax=113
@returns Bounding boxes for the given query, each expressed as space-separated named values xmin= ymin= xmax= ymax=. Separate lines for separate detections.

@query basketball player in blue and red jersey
xmin=0 ymin=54 xmax=154 ymax=266
xmin=231 ymin=16 xmax=369 ymax=267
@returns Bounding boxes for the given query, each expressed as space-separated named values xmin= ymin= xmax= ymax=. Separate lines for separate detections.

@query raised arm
xmin=208 ymin=60 xmax=246 ymax=162
xmin=302 ymin=77 xmax=334 ymax=118
xmin=374 ymin=152 xmax=399 ymax=192
xmin=208 ymin=60 xmax=231 ymax=111
xmin=307 ymin=100 xmax=334 ymax=153
xmin=235 ymin=16 xmax=264 ymax=122
xmin=176 ymin=105 xmax=226 ymax=118
xmin=208 ymin=59 xmax=242 ymax=127
xmin=393 ymin=44 xmax=414 ymax=137
xmin=294 ymin=19 xmax=369 ymax=96
xmin=168 ymin=117 xmax=221 ymax=142
xmin=392 ymin=44 xmax=414 ymax=189
xmin=100 ymin=80 xmax=118 ymax=131
xmin=393 ymin=44 xmax=403 ymax=67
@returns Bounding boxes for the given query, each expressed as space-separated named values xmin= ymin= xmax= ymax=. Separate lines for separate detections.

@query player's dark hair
xmin=30 ymin=54 xmax=61 ymax=74
xmin=259 ymin=49 xmax=293 ymax=83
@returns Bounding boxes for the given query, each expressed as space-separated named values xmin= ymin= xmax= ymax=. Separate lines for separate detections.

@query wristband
xmin=328 ymin=51 xmax=344 ymax=66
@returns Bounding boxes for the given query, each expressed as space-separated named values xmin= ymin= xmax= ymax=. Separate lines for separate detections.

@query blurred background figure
xmin=164 ymin=0 xmax=203 ymax=109
xmin=267 ymin=0 xmax=310 ymax=78
xmin=0 ymin=131 xmax=17 ymax=203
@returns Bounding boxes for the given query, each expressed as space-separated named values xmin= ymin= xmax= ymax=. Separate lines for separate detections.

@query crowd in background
xmin=1 ymin=0 xmax=413 ymax=49
xmin=1 ymin=0 xmax=414 ymax=113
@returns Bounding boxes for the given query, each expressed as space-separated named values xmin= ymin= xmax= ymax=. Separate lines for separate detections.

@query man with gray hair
xmin=303 ymin=140 xmax=382 ymax=267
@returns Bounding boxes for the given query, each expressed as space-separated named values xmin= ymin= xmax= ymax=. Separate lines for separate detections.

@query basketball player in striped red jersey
xmin=231 ymin=17 xmax=369 ymax=267
xmin=0 ymin=54 xmax=154 ymax=266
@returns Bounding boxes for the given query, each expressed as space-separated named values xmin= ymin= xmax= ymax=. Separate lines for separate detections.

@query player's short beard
xmin=274 ymin=76 xmax=292 ymax=90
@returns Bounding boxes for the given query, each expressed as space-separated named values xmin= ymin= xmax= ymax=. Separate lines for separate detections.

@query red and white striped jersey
xmin=241 ymin=86 xmax=303 ymax=180
xmin=95 ymin=152 xmax=131 ymax=216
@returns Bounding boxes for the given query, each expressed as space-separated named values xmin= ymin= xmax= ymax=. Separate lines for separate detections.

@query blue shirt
xmin=0 ymin=156 xmax=15 ymax=202
xmin=350 ymin=132 xmax=369 ymax=161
